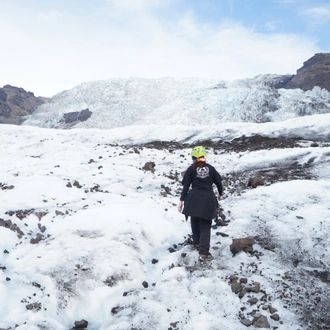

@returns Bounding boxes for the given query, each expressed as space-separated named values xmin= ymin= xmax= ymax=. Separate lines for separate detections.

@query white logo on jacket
xmin=196 ymin=166 xmax=209 ymax=179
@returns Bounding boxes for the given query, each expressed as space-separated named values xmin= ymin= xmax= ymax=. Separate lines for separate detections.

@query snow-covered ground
xmin=1 ymin=114 xmax=330 ymax=329
xmin=22 ymin=76 xmax=330 ymax=129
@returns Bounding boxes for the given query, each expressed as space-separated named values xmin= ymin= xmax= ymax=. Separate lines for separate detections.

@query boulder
xmin=230 ymin=236 xmax=255 ymax=255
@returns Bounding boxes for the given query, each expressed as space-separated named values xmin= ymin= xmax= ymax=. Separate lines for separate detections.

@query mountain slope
xmin=0 ymin=85 xmax=48 ymax=125
xmin=284 ymin=53 xmax=330 ymax=92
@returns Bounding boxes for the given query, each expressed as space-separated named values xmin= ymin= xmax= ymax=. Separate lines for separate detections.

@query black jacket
xmin=180 ymin=162 xmax=223 ymax=221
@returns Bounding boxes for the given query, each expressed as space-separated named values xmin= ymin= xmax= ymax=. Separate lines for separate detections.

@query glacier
xmin=22 ymin=75 xmax=330 ymax=129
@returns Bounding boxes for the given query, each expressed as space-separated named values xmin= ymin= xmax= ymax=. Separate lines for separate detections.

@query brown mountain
xmin=283 ymin=53 xmax=330 ymax=92
xmin=0 ymin=85 xmax=48 ymax=125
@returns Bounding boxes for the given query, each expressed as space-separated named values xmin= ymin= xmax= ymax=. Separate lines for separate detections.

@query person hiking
xmin=178 ymin=146 xmax=223 ymax=263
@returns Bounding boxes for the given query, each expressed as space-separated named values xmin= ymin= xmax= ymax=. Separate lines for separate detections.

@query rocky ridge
xmin=283 ymin=53 xmax=330 ymax=92
xmin=0 ymin=85 xmax=48 ymax=125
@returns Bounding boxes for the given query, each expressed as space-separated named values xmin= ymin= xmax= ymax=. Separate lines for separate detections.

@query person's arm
xmin=214 ymin=170 xmax=223 ymax=199
xmin=178 ymin=167 xmax=192 ymax=212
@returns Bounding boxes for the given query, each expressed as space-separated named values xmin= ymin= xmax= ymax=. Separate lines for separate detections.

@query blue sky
xmin=1 ymin=0 xmax=330 ymax=97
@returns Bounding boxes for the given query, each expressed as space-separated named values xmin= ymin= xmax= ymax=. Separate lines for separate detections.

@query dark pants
xmin=190 ymin=217 xmax=212 ymax=255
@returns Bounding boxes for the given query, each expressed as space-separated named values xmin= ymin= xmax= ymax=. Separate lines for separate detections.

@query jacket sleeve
xmin=214 ymin=169 xmax=223 ymax=196
xmin=180 ymin=166 xmax=193 ymax=201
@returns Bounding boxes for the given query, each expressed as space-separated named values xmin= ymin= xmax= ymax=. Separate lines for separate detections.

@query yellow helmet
xmin=191 ymin=146 xmax=207 ymax=159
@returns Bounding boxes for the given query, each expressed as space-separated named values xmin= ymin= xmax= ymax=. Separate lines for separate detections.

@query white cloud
xmin=300 ymin=5 xmax=330 ymax=28
xmin=275 ymin=0 xmax=298 ymax=3
xmin=38 ymin=10 xmax=63 ymax=22
xmin=0 ymin=0 xmax=320 ymax=97
xmin=265 ymin=21 xmax=277 ymax=31
xmin=107 ymin=0 xmax=169 ymax=11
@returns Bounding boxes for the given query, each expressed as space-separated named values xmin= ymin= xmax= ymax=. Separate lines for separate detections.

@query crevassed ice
xmin=22 ymin=76 xmax=330 ymax=129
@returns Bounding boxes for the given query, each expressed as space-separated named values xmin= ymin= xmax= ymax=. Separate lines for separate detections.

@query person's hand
xmin=218 ymin=195 xmax=222 ymax=201
xmin=178 ymin=201 xmax=183 ymax=212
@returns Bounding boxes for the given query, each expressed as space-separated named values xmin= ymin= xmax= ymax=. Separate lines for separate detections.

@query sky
xmin=1 ymin=0 xmax=330 ymax=97
xmin=1 ymin=114 xmax=330 ymax=329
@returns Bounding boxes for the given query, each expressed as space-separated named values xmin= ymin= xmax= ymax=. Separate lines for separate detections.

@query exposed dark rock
xmin=30 ymin=233 xmax=45 ymax=244
xmin=240 ymin=318 xmax=253 ymax=326
xmin=230 ymin=236 xmax=255 ymax=255
xmin=72 ymin=319 xmax=88 ymax=329
xmin=270 ymin=314 xmax=280 ymax=321
xmin=0 ymin=85 xmax=48 ymax=125
xmin=26 ymin=302 xmax=42 ymax=311
xmin=111 ymin=306 xmax=123 ymax=314
xmin=143 ymin=161 xmax=156 ymax=173
xmin=246 ymin=282 xmax=260 ymax=294
xmin=271 ymin=74 xmax=295 ymax=89
xmin=60 ymin=108 xmax=92 ymax=126
xmin=247 ymin=297 xmax=258 ymax=305
xmin=38 ymin=223 xmax=47 ymax=233
xmin=269 ymin=306 xmax=278 ymax=314
xmin=253 ymin=314 xmax=270 ymax=328
xmin=0 ymin=218 xmax=24 ymax=237
xmin=0 ymin=183 xmax=15 ymax=190
xmin=231 ymin=282 xmax=243 ymax=293
xmin=73 ymin=180 xmax=82 ymax=189
xmin=283 ymin=53 xmax=330 ymax=92
xmin=248 ymin=176 xmax=265 ymax=188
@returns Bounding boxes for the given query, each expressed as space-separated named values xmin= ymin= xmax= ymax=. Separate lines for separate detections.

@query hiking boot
xmin=191 ymin=244 xmax=199 ymax=250
xmin=199 ymin=253 xmax=214 ymax=262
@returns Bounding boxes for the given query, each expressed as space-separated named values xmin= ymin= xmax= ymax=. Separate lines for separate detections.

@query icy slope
xmin=22 ymin=76 xmax=330 ymax=129
xmin=1 ymin=114 xmax=330 ymax=329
